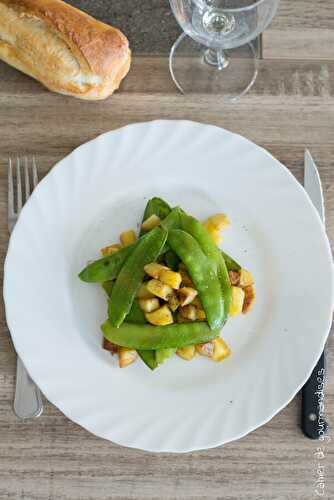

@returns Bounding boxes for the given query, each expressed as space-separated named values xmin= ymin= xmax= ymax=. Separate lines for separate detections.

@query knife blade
xmin=302 ymin=150 xmax=328 ymax=439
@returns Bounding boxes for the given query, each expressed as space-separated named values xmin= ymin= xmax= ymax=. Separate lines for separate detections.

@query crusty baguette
xmin=0 ymin=0 xmax=131 ymax=99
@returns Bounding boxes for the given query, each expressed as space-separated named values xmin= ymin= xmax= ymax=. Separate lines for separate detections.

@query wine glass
xmin=169 ymin=0 xmax=280 ymax=100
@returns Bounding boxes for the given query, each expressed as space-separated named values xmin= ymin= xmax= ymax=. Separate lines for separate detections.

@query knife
xmin=301 ymin=150 xmax=328 ymax=439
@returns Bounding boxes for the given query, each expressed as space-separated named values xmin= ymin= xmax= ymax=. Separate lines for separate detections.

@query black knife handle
xmin=301 ymin=351 xmax=328 ymax=439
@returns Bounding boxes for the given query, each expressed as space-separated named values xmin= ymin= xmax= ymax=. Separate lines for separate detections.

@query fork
xmin=8 ymin=157 xmax=44 ymax=419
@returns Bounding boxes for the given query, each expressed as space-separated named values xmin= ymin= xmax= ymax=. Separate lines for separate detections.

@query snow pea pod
xmin=168 ymin=229 xmax=224 ymax=330
xmin=108 ymin=227 xmax=168 ymax=328
xmin=221 ymin=250 xmax=241 ymax=272
xmin=140 ymin=197 xmax=171 ymax=236
xmin=79 ymin=244 xmax=136 ymax=283
xmin=101 ymin=320 xmax=219 ymax=349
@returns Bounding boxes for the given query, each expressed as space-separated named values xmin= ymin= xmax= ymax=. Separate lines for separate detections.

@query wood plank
xmin=264 ymin=0 xmax=334 ymax=60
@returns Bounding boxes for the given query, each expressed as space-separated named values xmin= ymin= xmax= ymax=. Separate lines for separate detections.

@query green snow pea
xmin=108 ymin=227 xmax=168 ymax=328
xmin=140 ymin=197 xmax=171 ymax=236
xmin=168 ymin=229 xmax=224 ymax=330
xmin=79 ymin=244 xmax=136 ymax=283
xmin=102 ymin=320 xmax=219 ymax=350
xmin=221 ymin=250 xmax=241 ymax=272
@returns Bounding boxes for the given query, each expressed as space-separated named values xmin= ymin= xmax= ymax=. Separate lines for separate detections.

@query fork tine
xmin=24 ymin=157 xmax=30 ymax=201
xmin=32 ymin=156 xmax=38 ymax=189
xmin=8 ymin=158 xmax=15 ymax=216
xmin=16 ymin=157 xmax=22 ymax=213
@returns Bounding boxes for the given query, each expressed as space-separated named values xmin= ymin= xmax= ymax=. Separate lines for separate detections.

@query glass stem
xmin=204 ymin=48 xmax=230 ymax=70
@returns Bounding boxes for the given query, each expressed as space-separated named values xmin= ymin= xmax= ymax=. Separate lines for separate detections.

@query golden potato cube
xmin=242 ymin=285 xmax=255 ymax=314
xmin=100 ymin=244 xmax=121 ymax=256
xmin=192 ymin=296 xmax=202 ymax=308
xmin=118 ymin=347 xmax=138 ymax=368
xmin=168 ymin=293 xmax=180 ymax=312
xmin=239 ymin=269 xmax=254 ymax=288
xmin=178 ymin=287 xmax=198 ymax=306
xmin=138 ymin=298 xmax=160 ymax=313
xmin=177 ymin=345 xmax=196 ymax=360
xmin=181 ymin=305 xmax=197 ymax=321
xmin=120 ymin=230 xmax=137 ymax=247
xmin=146 ymin=279 xmax=173 ymax=300
xmin=229 ymin=286 xmax=245 ymax=316
xmin=145 ymin=305 xmax=174 ymax=326
xmin=179 ymin=269 xmax=194 ymax=287
xmin=203 ymin=221 xmax=222 ymax=246
xmin=141 ymin=214 xmax=161 ymax=232
xmin=211 ymin=337 xmax=231 ymax=361
xmin=159 ymin=269 xmax=182 ymax=290
xmin=136 ymin=282 xmax=154 ymax=299
xmin=196 ymin=342 xmax=214 ymax=357
xmin=195 ymin=308 xmax=206 ymax=321
xmin=204 ymin=214 xmax=230 ymax=231
xmin=144 ymin=262 xmax=168 ymax=279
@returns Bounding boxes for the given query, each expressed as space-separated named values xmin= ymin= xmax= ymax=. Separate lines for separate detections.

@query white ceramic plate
xmin=4 ymin=120 xmax=333 ymax=453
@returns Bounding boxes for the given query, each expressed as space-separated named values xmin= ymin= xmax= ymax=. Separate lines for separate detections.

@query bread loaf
xmin=0 ymin=0 xmax=131 ymax=99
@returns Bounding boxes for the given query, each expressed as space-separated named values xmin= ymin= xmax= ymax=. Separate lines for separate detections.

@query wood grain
xmin=0 ymin=50 xmax=333 ymax=500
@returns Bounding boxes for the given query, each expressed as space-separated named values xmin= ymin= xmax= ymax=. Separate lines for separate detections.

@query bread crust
xmin=0 ymin=0 xmax=131 ymax=99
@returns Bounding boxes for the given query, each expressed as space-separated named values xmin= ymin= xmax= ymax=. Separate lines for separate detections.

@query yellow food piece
xmin=196 ymin=342 xmax=214 ymax=357
xmin=229 ymin=286 xmax=245 ymax=316
xmin=203 ymin=221 xmax=222 ymax=246
xmin=179 ymin=269 xmax=194 ymax=287
xmin=177 ymin=345 xmax=196 ymax=360
xmin=141 ymin=214 xmax=161 ymax=232
xmin=159 ymin=269 xmax=182 ymax=290
xmin=120 ymin=230 xmax=137 ymax=247
xmin=144 ymin=262 xmax=168 ymax=279
xmin=136 ymin=282 xmax=154 ymax=299
xmin=211 ymin=337 xmax=231 ymax=361
xmin=181 ymin=305 xmax=197 ymax=321
xmin=146 ymin=279 xmax=173 ymax=300
xmin=204 ymin=213 xmax=230 ymax=231
xmin=242 ymin=285 xmax=255 ymax=314
xmin=100 ymin=243 xmax=121 ymax=256
xmin=239 ymin=269 xmax=254 ymax=288
xmin=118 ymin=348 xmax=138 ymax=368
xmin=176 ymin=311 xmax=191 ymax=323
xmin=168 ymin=293 xmax=180 ymax=312
xmin=195 ymin=308 xmax=206 ymax=321
xmin=192 ymin=296 xmax=202 ymax=308
xmin=138 ymin=298 xmax=160 ymax=313
xmin=145 ymin=305 xmax=173 ymax=326
xmin=178 ymin=287 xmax=198 ymax=306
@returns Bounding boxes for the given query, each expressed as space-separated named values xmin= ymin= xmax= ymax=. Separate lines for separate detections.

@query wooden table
xmin=0 ymin=1 xmax=333 ymax=499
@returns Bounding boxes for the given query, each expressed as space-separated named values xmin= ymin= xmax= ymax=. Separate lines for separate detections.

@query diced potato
xmin=211 ymin=337 xmax=231 ymax=361
xmin=145 ymin=305 xmax=173 ymax=326
xmin=136 ymin=282 xmax=154 ymax=299
xmin=118 ymin=347 xmax=138 ymax=368
xmin=181 ymin=305 xmax=197 ymax=321
xmin=102 ymin=338 xmax=118 ymax=354
xmin=178 ymin=287 xmax=198 ymax=306
xmin=196 ymin=342 xmax=214 ymax=357
xmin=239 ymin=269 xmax=254 ymax=288
xmin=144 ymin=262 xmax=168 ymax=279
xmin=210 ymin=229 xmax=222 ymax=246
xmin=120 ymin=230 xmax=137 ymax=247
xmin=168 ymin=293 xmax=180 ymax=312
xmin=100 ymin=243 xmax=121 ymax=256
xmin=192 ymin=296 xmax=202 ymax=308
xmin=159 ymin=269 xmax=182 ymax=290
xmin=204 ymin=213 xmax=230 ymax=231
xmin=177 ymin=345 xmax=196 ymax=360
xmin=242 ymin=285 xmax=255 ymax=314
xmin=138 ymin=298 xmax=160 ymax=313
xmin=146 ymin=279 xmax=173 ymax=300
xmin=229 ymin=270 xmax=240 ymax=286
xmin=229 ymin=286 xmax=245 ymax=317
xmin=176 ymin=311 xmax=192 ymax=323
xmin=179 ymin=269 xmax=194 ymax=287
xmin=141 ymin=214 xmax=161 ymax=232
xmin=195 ymin=308 xmax=206 ymax=321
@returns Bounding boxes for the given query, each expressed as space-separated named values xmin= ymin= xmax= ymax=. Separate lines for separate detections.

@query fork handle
xmin=14 ymin=356 xmax=43 ymax=419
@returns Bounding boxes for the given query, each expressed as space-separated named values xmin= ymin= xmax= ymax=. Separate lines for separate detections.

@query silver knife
xmin=301 ymin=150 xmax=328 ymax=439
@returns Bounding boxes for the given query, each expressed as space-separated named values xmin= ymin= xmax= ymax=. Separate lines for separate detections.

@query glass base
xmin=169 ymin=33 xmax=258 ymax=101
